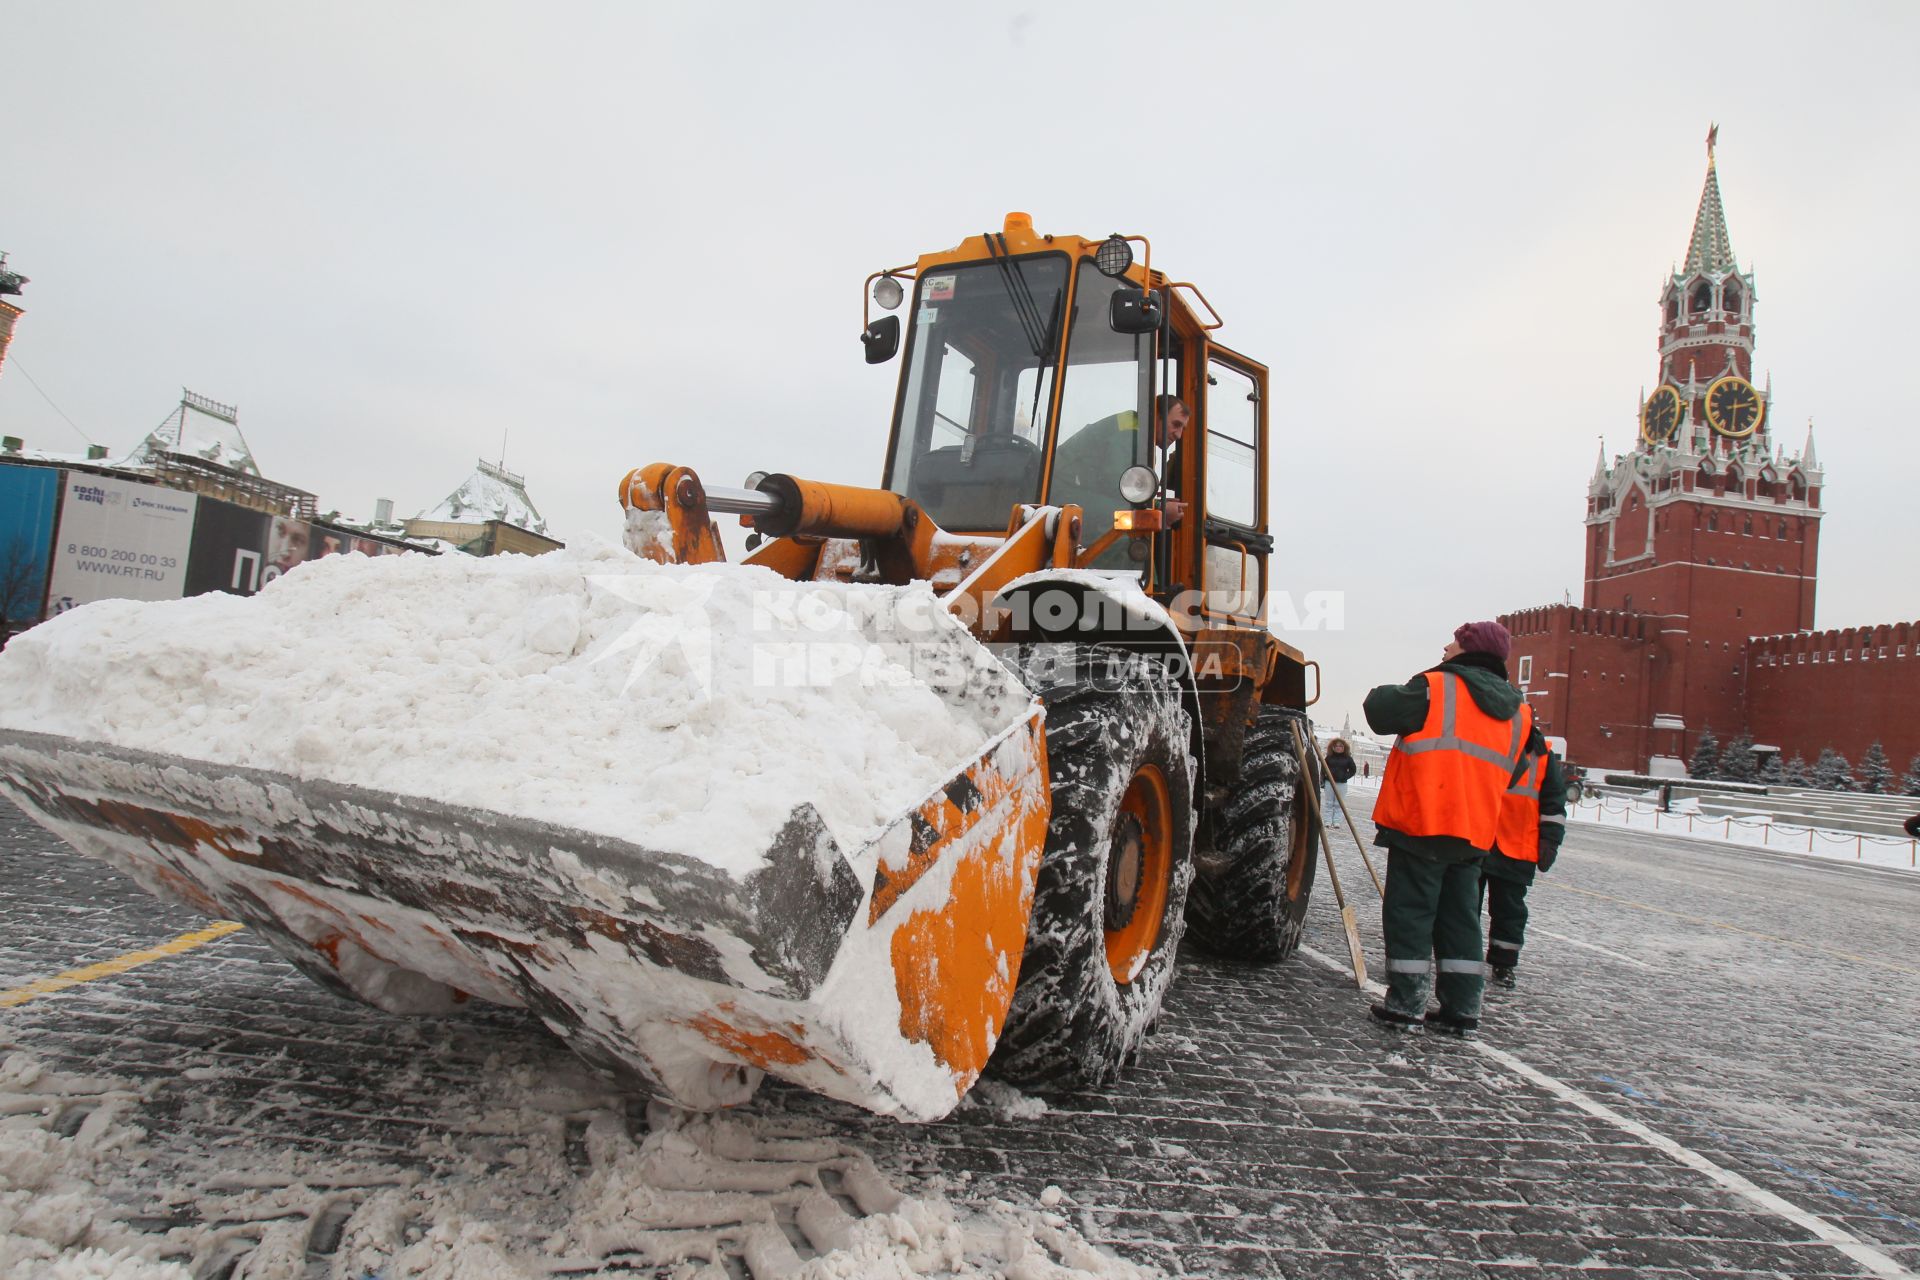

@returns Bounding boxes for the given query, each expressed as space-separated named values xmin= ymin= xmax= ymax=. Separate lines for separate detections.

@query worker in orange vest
xmin=1483 ymin=731 xmax=1568 ymax=989
xmin=1363 ymin=621 xmax=1532 ymax=1036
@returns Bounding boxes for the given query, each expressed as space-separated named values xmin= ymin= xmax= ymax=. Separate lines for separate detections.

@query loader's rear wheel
xmin=1185 ymin=705 xmax=1321 ymax=961
xmin=989 ymin=647 xmax=1196 ymax=1091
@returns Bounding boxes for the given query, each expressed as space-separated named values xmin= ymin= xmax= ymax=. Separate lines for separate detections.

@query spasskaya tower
xmin=1502 ymin=129 xmax=1828 ymax=772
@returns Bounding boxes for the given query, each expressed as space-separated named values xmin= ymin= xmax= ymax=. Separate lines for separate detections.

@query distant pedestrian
xmin=1363 ymin=760 xmax=1371 ymax=780
xmin=1323 ymin=737 xmax=1357 ymax=826
xmin=1363 ymin=621 xmax=1532 ymax=1037
xmin=1482 ymin=730 xmax=1568 ymax=989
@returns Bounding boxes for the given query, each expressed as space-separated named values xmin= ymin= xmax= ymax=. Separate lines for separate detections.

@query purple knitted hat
xmin=1453 ymin=620 xmax=1512 ymax=661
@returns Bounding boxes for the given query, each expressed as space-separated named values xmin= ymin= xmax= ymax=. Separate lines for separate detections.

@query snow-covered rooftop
xmin=422 ymin=457 xmax=548 ymax=535
xmin=128 ymin=391 xmax=259 ymax=476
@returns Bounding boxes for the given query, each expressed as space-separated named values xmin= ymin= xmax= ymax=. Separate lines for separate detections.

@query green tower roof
xmin=1683 ymin=128 xmax=1737 ymax=275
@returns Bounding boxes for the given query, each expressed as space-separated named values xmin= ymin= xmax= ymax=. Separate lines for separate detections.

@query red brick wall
xmin=1501 ymin=605 xmax=1656 ymax=772
xmin=1745 ymin=624 xmax=1920 ymax=772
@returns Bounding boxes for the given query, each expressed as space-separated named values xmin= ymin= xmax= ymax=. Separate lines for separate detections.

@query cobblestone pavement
xmin=3 ymin=796 xmax=1918 ymax=1279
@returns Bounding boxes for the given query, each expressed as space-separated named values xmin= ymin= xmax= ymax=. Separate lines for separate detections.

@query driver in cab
xmin=1051 ymin=393 xmax=1189 ymax=529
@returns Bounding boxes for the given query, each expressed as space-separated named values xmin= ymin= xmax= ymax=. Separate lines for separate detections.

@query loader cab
xmin=883 ymin=254 xmax=1155 ymax=552
xmin=879 ymin=218 xmax=1271 ymax=628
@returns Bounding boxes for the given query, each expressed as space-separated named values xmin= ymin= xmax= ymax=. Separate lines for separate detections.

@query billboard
xmin=314 ymin=524 xmax=407 ymax=560
xmin=45 ymin=473 xmax=198 ymax=614
xmin=185 ymin=503 xmax=340 ymax=596
xmin=0 ymin=465 xmax=60 ymax=631
xmin=184 ymin=501 xmax=272 ymax=597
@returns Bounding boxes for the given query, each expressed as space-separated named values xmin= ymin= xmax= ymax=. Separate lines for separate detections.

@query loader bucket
xmin=0 ymin=708 xmax=1046 ymax=1120
xmin=0 ymin=558 xmax=1052 ymax=1122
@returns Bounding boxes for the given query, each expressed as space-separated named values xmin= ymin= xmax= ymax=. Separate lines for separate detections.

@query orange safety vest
xmin=1373 ymin=671 xmax=1533 ymax=852
xmin=1494 ymin=748 xmax=1550 ymax=863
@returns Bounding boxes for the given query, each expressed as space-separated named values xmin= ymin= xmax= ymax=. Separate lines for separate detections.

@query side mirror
xmin=861 ymin=315 xmax=900 ymax=364
xmin=1109 ymin=286 xmax=1162 ymax=335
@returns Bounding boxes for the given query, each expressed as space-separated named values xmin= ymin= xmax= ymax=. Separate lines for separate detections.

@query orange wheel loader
xmin=0 ymin=214 xmax=1323 ymax=1122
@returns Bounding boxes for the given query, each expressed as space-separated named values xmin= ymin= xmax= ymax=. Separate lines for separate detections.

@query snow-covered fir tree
xmin=1811 ymin=748 xmax=1855 ymax=792
xmin=1904 ymin=754 xmax=1920 ymax=798
xmin=1856 ymin=742 xmax=1894 ymax=795
xmin=1717 ymin=733 xmax=1758 ymax=783
xmin=1688 ymin=727 xmax=1720 ymax=780
xmin=1783 ymin=753 xmax=1811 ymax=785
xmin=1756 ymin=753 xmax=1784 ymax=785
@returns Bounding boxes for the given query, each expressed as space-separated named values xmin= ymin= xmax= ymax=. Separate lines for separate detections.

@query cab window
xmin=1205 ymin=360 xmax=1258 ymax=526
xmin=1048 ymin=263 xmax=1153 ymax=559
xmin=885 ymin=255 xmax=1068 ymax=532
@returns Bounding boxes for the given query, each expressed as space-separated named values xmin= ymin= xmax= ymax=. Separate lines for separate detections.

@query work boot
xmin=1427 ymin=1009 xmax=1479 ymax=1038
xmin=1489 ymin=965 xmax=1517 ymax=990
xmin=1368 ymin=1004 xmax=1424 ymax=1032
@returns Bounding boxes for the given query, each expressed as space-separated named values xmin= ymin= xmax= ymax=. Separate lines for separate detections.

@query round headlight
xmin=1118 ymin=465 xmax=1158 ymax=505
xmin=1094 ymin=235 xmax=1134 ymax=278
xmin=873 ymin=276 xmax=904 ymax=310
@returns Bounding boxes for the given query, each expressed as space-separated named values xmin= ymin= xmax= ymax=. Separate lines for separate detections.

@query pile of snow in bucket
xmin=0 ymin=542 xmax=1026 ymax=875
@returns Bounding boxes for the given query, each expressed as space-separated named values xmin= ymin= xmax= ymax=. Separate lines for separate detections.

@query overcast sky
xmin=3 ymin=2 xmax=1916 ymax=728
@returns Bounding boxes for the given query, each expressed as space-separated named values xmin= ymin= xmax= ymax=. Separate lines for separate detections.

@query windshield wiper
xmin=984 ymin=233 xmax=1056 ymax=360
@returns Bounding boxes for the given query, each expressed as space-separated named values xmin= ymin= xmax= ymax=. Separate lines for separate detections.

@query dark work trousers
xmin=1482 ymin=875 xmax=1531 ymax=970
xmin=1381 ymin=848 xmax=1486 ymax=1020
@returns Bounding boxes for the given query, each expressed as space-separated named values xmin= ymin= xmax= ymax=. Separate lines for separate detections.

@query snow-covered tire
xmin=1185 ymin=705 xmax=1321 ymax=961
xmin=988 ymin=646 xmax=1197 ymax=1091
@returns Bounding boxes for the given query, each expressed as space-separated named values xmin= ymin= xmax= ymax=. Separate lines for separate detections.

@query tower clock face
xmin=1640 ymin=384 xmax=1684 ymax=445
xmin=1705 ymin=375 xmax=1765 ymax=439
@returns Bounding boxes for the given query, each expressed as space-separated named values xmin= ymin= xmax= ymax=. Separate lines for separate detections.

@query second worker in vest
xmin=1363 ymin=621 xmax=1533 ymax=1036
xmin=1482 ymin=730 xmax=1568 ymax=989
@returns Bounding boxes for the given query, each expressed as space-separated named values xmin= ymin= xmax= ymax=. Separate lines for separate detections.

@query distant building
xmin=406 ymin=458 xmax=561 ymax=557
xmin=130 ymin=389 xmax=261 ymax=477
xmin=125 ymin=391 xmax=318 ymax=518
xmin=1499 ymin=135 xmax=1917 ymax=776
xmin=0 ymin=386 xmax=420 ymax=636
xmin=0 ymin=252 xmax=25 ymax=384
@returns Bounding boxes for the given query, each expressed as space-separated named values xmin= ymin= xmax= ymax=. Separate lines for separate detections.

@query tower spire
xmin=1684 ymin=125 xmax=1736 ymax=275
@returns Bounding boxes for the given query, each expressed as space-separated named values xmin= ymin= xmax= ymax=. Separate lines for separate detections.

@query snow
xmin=0 ymin=1052 xmax=188 ymax=1279
xmin=1567 ymin=792 xmax=1920 ymax=872
xmin=991 ymin=569 xmax=1178 ymax=637
xmin=0 ymin=1046 xmax=1151 ymax=1278
xmin=625 ymin=505 xmax=678 ymax=560
xmin=0 ymin=540 xmax=1024 ymax=875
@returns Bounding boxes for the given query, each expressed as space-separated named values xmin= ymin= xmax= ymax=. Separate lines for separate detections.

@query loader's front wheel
xmin=989 ymin=646 xmax=1196 ymax=1091
xmin=1184 ymin=705 xmax=1321 ymax=961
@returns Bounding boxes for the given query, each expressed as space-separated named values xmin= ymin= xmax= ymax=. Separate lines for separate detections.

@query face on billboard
xmin=268 ymin=518 xmax=311 ymax=575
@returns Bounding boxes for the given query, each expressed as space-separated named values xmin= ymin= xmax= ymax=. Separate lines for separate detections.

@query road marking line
xmin=0 ymin=922 xmax=245 ymax=1009
xmin=1530 ymin=927 xmax=1656 ymax=971
xmin=1299 ymin=944 xmax=1918 ymax=1280
xmin=1551 ymin=883 xmax=1920 ymax=976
